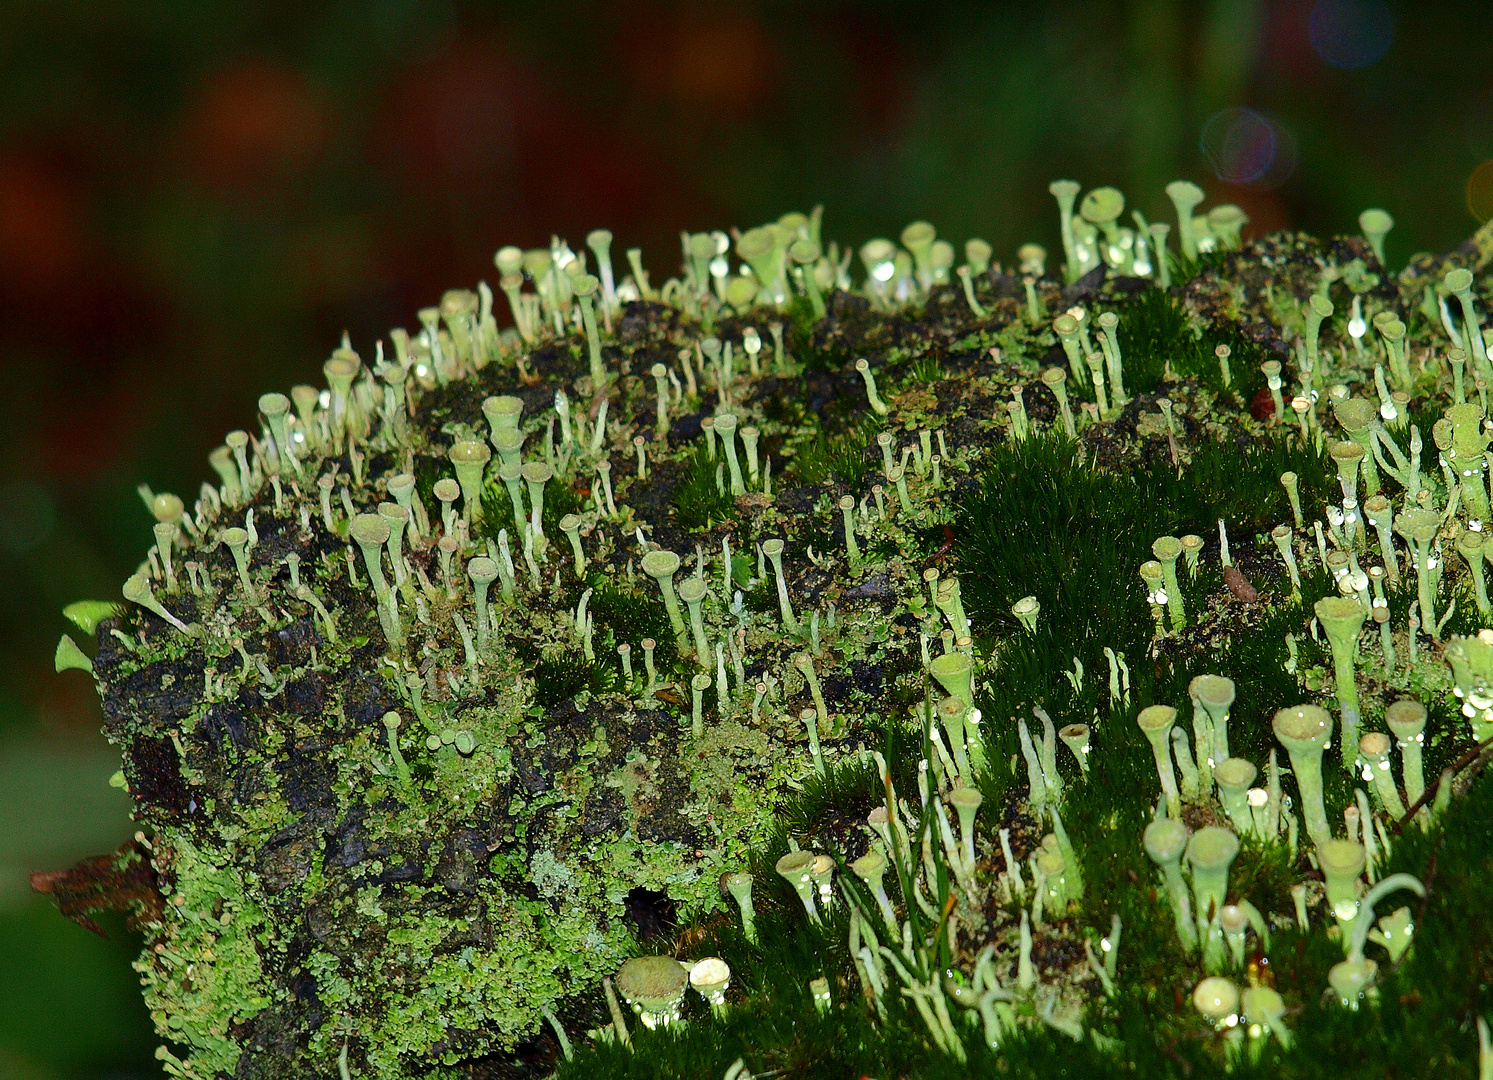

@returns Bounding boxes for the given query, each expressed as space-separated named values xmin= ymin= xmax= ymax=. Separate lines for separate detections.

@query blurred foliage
xmin=3 ymin=0 xmax=1493 ymax=1073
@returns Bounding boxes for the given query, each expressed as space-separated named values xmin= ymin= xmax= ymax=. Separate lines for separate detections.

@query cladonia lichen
xmin=37 ymin=176 xmax=1493 ymax=1079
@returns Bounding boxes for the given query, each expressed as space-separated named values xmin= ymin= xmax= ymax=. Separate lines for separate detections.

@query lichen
xmin=34 ymin=182 xmax=1493 ymax=1079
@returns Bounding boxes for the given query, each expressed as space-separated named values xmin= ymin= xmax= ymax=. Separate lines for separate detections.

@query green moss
xmin=786 ymin=416 xmax=879 ymax=490
xmin=671 ymin=444 xmax=738 ymax=531
xmin=1116 ymin=287 xmax=1267 ymax=401
xmin=532 ymin=652 xmax=617 ymax=710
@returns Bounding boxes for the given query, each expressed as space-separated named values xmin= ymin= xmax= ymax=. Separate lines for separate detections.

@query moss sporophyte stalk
xmin=32 ymin=176 xmax=1493 ymax=1080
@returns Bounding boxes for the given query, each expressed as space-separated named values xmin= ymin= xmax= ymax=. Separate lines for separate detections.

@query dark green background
xmin=1 ymin=1 xmax=1488 ymax=1074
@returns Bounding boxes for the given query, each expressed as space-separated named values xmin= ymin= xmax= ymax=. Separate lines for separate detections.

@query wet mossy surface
xmin=41 ymin=212 xmax=1493 ymax=1078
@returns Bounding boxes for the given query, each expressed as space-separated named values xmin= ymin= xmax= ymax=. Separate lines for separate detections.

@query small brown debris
xmin=30 ymin=840 xmax=163 ymax=937
xmin=1250 ymin=385 xmax=1275 ymax=421
xmin=1223 ymin=565 xmax=1258 ymax=602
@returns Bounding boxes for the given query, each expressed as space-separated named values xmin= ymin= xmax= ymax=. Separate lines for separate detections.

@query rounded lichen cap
xmin=449 ymin=440 xmax=492 ymax=469
xmin=1319 ymin=838 xmax=1367 ymax=921
xmin=1214 ymin=757 xmax=1257 ymax=793
xmin=1079 ymin=186 xmax=1125 ymax=225
xmin=1446 ymin=267 xmax=1474 ymax=293
xmin=1187 ymin=826 xmax=1239 ymax=873
xmin=350 ymin=513 xmax=390 ymax=547
xmin=521 ymin=248 xmax=552 ymax=278
xmin=1137 ymin=704 xmax=1177 ymax=746
xmin=737 ymin=225 xmax=777 ymax=262
xmin=775 ymin=850 xmax=814 ymax=884
xmin=1333 ymin=397 xmax=1375 ymax=434
xmin=1315 ymin=596 xmax=1366 ymax=642
xmin=790 ymin=237 xmax=821 ymax=265
xmin=1273 ymin=704 xmax=1332 ymax=755
xmin=689 ymin=232 xmax=717 ymax=263
xmin=482 ymin=395 xmax=524 ymax=433
xmin=859 ymin=238 xmax=896 ymax=273
xmin=1165 ymin=180 xmax=1205 ymax=208
xmin=641 ymin=550 xmax=681 ymax=580
xmin=1330 ymin=439 xmax=1365 ymax=479
xmin=324 ymin=351 xmax=360 ymax=391
xmin=852 ymin=850 xmax=887 ymax=882
xmin=929 ymin=240 xmax=955 ymax=273
xmin=689 ymin=957 xmax=730 ymax=998
xmin=491 ymin=429 xmax=524 ymax=464
xmin=949 ymin=786 xmax=983 ymax=815
xmin=1460 ymin=530 xmax=1489 ymax=564
xmin=1037 ymin=848 xmax=1066 ymax=880
xmin=1143 ymin=817 xmax=1188 ymax=866
xmin=1059 ymin=722 xmax=1089 ymax=752
xmin=900 ymin=220 xmax=936 ymax=252
xmin=387 ymin=473 xmax=415 ymax=503
xmin=1207 ymin=203 xmax=1248 ymax=234
xmin=521 ymin=461 xmax=553 ymax=487
xmin=936 ymin=695 xmax=968 ymax=725
xmin=615 ymin=955 xmax=688 ymax=1015
xmin=440 ymin=288 xmax=478 ymax=316
xmin=1192 ymin=976 xmax=1238 ymax=1024
xmin=152 ymin=492 xmax=185 ymax=524
xmin=1240 ymin=984 xmax=1286 ymax=1029
xmin=1385 ymin=699 xmax=1427 ymax=740
xmin=1190 ymin=675 xmax=1235 ymax=714
xmin=1329 ymin=958 xmax=1377 ymax=1007
xmin=1396 ymin=508 xmax=1440 ymax=545
xmin=724 ymin=276 xmax=757 ymax=306
xmin=928 ymin=651 xmax=973 ymax=702
xmin=1359 ymin=208 xmax=1393 ymax=239
xmin=1218 ymin=904 xmax=1248 ymax=934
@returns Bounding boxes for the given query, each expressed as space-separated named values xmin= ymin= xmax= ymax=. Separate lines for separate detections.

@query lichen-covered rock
xmin=43 ymin=193 xmax=1493 ymax=1078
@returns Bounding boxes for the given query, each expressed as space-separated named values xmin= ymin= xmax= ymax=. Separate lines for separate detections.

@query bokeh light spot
xmin=1468 ymin=162 xmax=1493 ymax=223
xmin=1309 ymin=0 xmax=1394 ymax=70
xmin=0 ymin=481 xmax=56 ymax=555
xmin=1200 ymin=109 xmax=1274 ymax=184
xmin=1200 ymin=108 xmax=1297 ymax=188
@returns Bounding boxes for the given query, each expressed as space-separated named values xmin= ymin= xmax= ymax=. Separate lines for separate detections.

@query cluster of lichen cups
xmin=624 ymin=186 xmax=1493 ymax=1065
xmin=1116 ymin=237 xmax=1493 ymax=1039
xmin=57 ymin=165 xmax=1493 ymax=1079
xmin=70 ymin=200 xmax=1003 ymax=1076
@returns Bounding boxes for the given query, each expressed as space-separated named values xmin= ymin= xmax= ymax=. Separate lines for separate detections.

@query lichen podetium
xmin=39 ymin=186 xmax=1493 ymax=1079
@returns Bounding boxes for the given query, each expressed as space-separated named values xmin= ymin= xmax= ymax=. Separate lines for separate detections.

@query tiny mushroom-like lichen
xmin=35 ymin=175 xmax=1493 ymax=1079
